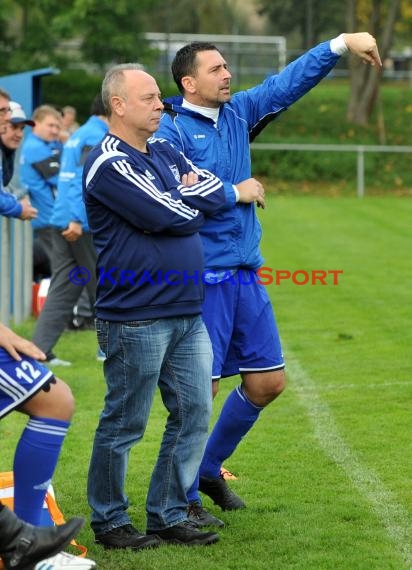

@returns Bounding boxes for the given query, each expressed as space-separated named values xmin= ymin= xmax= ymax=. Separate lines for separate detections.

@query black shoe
xmin=95 ymin=524 xmax=161 ymax=550
xmin=147 ymin=520 xmax=219 ymax=546
xmin=0 ymin=506 xmax=84 ymax=570
xmin=187 ymin=502 xmax=225 ymax=528
xmin=199 ymin=475 xmax=246 ymax=511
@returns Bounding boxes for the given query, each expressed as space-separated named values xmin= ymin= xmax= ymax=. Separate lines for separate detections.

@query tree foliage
xmin=346 ymin=0 xmax=402 ymax=127
xmin=66 ymin=0 xmax=161 ymax=70
xmin=257 ymin=0 xmax=411 ymax=49
xmin=0 ymin=0 xmax=74 ymax=74
xmin=257 ymin=0 xmax=346 ymax=48
xmin=0 ymin=0 xmax=411 ymax=129
xmin=0 ymin=0 xmax=160 ymax=74
xmin=0 ymin=0 xmax=248 ymax=76
xmin=257 ymin=0 xmax=409 ymax=127
xmin=139 ymin=0 xmax=247 ymax=35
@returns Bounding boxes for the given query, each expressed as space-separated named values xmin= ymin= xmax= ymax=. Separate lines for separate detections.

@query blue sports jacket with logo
xmin=156 ymin=40 xmax=340 ymax=271
xmin=51 ymin=115 xmax=108 ymax=231
xmin=20 ymin=134 xmax=62 ymax=230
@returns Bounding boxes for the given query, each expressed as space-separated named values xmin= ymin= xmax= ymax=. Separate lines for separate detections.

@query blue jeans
xmin=88 ymin=316 xmax=213 ymax=533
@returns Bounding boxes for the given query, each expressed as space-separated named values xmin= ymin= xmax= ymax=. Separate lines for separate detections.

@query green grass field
xmin=1 ymin=195 xmax=411 ymax=569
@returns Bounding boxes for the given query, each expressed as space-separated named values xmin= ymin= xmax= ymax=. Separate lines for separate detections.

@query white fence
xmin=145 ymin=32 xmax=287 ymax=83
xmin=0 ymin=217 xmax=33 ymax=325
xmin=251 ymin=143 xmax=412 ymax=197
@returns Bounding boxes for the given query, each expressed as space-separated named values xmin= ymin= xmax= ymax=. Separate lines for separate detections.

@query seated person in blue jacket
xmin=0 ymin=321 xmax=96 ymax=570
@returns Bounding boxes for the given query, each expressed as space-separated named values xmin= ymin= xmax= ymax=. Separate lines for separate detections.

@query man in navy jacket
xmin=155 ymin=33 xmax=382 ymax=520
xmin=83 ymin=65 xmax=256 ymax=550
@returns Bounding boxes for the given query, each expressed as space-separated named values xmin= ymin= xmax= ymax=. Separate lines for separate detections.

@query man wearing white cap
xmin=0 ymin=89 xmax=37 ymax=220
xmin=1 ymin=101 xmax=35 ymax=191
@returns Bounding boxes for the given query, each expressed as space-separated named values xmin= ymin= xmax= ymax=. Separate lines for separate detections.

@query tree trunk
xmin=346 ymin=0 xmax=401 ymax=126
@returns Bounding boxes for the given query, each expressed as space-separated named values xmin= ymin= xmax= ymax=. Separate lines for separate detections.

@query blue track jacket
xmin=51 ymin=115 xmax=108 ymax=230
xmin=20 ymin=134 xmax=62 ymax=229
xmin=155 ymin=40 xmax=340 ymax=271
xmin=83 ymin=134 xmax=233 ymax=321
xmin=0 ymin=148 xmax=22 ymax=218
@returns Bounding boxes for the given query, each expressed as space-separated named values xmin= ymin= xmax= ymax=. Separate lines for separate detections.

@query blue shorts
xmin=202 ymin=269 xmax=284 ymax=380
xmin=0 ymin=349 xmax=54 ymax=418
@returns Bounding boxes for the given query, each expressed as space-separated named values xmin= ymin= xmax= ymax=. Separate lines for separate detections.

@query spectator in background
xmin=32 ymin=94 xmax=108 ymax=366
xmin=0 ymin=88 xmax=37 ymax=221
xmin=20 ymin=105 xmax=63 ymax=264
xmin=1 ymin=101 xmax=35 ymax=194
xmin=0 ymin=320 xmax=75 ymax=526
xmin=59 ymin=105 xmax=79 ymax=144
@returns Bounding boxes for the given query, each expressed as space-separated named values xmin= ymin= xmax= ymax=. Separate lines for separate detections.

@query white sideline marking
xmin=297 ymin=380 xmax=412 ymax=393
xmin=287 ymin=354 xmax=412 ymax=569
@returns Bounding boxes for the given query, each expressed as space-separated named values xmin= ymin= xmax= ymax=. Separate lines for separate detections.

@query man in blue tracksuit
xmin=155 ymin=32 xmax=382 ymax=522
xmin=20 ymin=104 xmax=63 ymax=264
xmin=31 ymin=95 xmax=108 ymax=366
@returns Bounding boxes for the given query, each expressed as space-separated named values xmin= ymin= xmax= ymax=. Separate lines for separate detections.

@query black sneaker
xmin=199 ymin=475 xmax=246 ymax=511
xmin=187 ymin=501 xmax=225 ymax=528
xmin=147 ymin=520 xmax=219 ymax=546
xmin=95 ymin=524 xmax=161 ymax=550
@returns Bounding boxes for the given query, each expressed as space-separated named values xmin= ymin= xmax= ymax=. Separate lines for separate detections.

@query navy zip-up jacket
xmin=83 ymin=134 xmax=232 ymax=321
xmin=156 ymin=40 xmax=340 ymax=271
